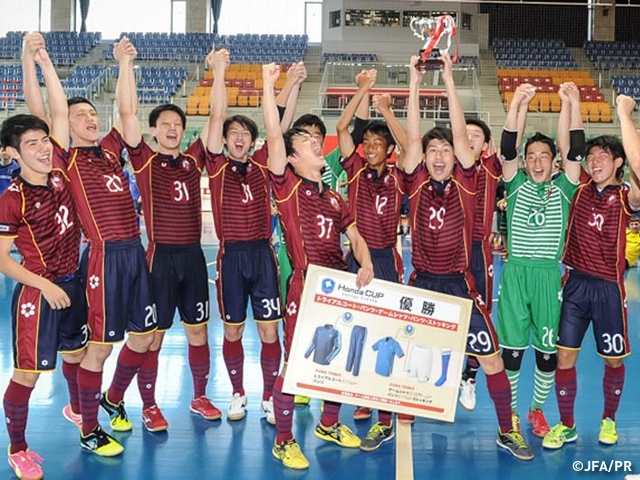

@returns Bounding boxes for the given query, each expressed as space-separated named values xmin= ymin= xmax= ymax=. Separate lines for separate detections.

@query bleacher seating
xmin=585 ymin=41 xmax=640 ymax=69
xmin=0 ymin=65 xmax=45 ymax=106
xmin=106 ymin=32 xmax=308 ymax=64
xmin=492 ymin=38 xmax=578 ymax=69
xmin=62 ymin=65 xmax=108 ymax=99
xmin=498 ymin=68 xmax=611 ymax=122
xmin=186 ymin=64 xmax=285 ymax=115
xmin=0 ymin=31 xmax=100 ymax=66
xmin=612 ymin=75 xmax=640 ymax=103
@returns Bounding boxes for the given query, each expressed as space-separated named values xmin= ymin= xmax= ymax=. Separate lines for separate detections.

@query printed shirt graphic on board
xmin=372 ymin=336 xmax=405 ymax=376
xmin=304 ymin=325 xmax=342 ymax=365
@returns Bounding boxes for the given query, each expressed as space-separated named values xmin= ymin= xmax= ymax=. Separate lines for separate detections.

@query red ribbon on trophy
xmin=410 ymin=15 xmax=459 ymax=71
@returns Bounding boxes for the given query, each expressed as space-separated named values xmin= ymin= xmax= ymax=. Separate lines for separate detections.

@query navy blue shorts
xmin=216 ymin=239 xmax=282 ymax=324
xmin=149 ymin=243 xmax=209 ymax=330
xmin=470 ymin=240 xmax=493 ymax=312
xmin=11 ymin=275 xmax=88 ymax=371
xmin=346 ymin=247 xmax=403 ymax=283
xmin=410 ymin=271 xmax=499 ymax=356
xmin=558 ymin=270 xmax=630 ymax=358
xmin=80 ymin=238 xmax=157 ymax=343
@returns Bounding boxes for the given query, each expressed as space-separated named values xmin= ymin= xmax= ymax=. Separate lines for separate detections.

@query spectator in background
xmin=626 ymin=217 xmax=640 ymax=268
xmin=0 ymin=146 xmax=20 ymax=195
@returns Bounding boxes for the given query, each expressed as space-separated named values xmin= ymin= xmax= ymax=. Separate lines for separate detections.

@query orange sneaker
xmin=398 ymin=413 xmax=415 ymax=424
xmin=7 ymin=448 xmax=43 ymax=480
xmin=190 ymin=396 xmax=222 ymax=421
xmin=62 ymin=404 xmax=82 ymax=430
xmin=526 ymin=408 xmax=550 ymax=438
xmin=353 ymin=406 xmax=372 ymax=420
xmin=142 ymin=405 xmax=169 ymax=432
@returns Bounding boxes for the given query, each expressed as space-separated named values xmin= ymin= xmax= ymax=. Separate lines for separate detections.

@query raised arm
xmin=344 ymin=227 xmax=374 ymax=289
xmin=441 ymin=53 xmax=473 ymax=168
xmin=22 ymin=33 xmax=48 ymax=124
xmin=556 ymin=83 xmax=571 ymax=162
xmin=562 ymin=82 xmax=585 ymax=184
xmin=617 ymin=95 xmax=640 ymax=208
xmin=336 ymin=69 xmax=376 ymax=158
xmin=262 ymin=63 xmax=287 ymax=174
xmin=501 ymin=83 xmax=535 ymax=181
xmin=114 ymin=37 xmax=141 ymax=147
xmin=277 ymin=62 xmax=306 ymax=132
xmin=206 ymin=48 xmax=230 ymax=154
xmin=373 ymin=94 xmax=407 ymax=150
xmin=404 ymin=56 xmax=425 ymax=174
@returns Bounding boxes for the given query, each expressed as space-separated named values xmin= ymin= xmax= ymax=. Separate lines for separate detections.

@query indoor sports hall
xmin=1 ymin=1 xmax=640 ymax=479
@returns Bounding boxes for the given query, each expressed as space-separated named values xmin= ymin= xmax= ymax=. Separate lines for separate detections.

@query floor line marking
xmin=396 ymin=421 xmax=414 ymax=480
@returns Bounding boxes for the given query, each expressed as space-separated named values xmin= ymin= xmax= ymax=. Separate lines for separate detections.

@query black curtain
xmin=211 ymin=0 xmax=222 ymax=34
xmin=79 ymin=0 xmax=90 ymax=33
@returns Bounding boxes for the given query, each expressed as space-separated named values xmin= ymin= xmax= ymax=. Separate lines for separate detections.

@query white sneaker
xmin=459 ymin=378 xmax=476 ymax=411
xmin=261 ymin=397 xmax=275 ymax=425
xmin=228 ymin=393 xmax=247 ymax=421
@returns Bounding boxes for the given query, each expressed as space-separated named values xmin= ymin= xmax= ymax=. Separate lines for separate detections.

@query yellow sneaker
xmin=99 ymin=392 xmax=132 ymax=432
xmin=294 ymin=395 xmax=310 ymax=405
xmin=598 ymin=418 xmax=618 ymax=445
xmin=314 ymin=422 xmax=361 ymax=448
xmin=80 ymin=425 xmax=124 ymax=457
xmin=272 ymin=439 xmax=310 ymax=470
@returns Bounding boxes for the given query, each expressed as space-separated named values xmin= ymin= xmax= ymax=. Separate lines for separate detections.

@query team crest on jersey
xmin=161 ymin=162 xmax=168 ymax=168
xmin=182 ymin=159 xmax=191 ymax=170
xmin=50 ymin=172 xmax=64 ymax=191
xmin=608 ymin=195 xmax=616 ymax=203
xmin=104 ymin=151 xmax=115 ymax=162
xmin=330 ymin=195 xmax=340 ymax=211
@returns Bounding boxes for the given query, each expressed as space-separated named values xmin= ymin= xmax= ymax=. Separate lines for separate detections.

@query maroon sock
xmin=137 ymin=348 xmax=160 ymax=409
xmin=320 ymin=401 xmax=341 ymax=428
xmin=223 ymin=338 xmax=245 ymax=396
xmin=556 ymin=367 xmax=577 ymax=428
xmin=107 ymin=344 xmax=145 ymax=405
xmin=3 ymin=380 xmax=34 ymax=454
xmin=62 ymin=361 xmax=81 ymax=414
xmin=486 ymin=370 xmax=513 ymax=434
xmin=378 ymin=410 xmax=393 ymax=426
xmin=603 ymin=364 xmax=625 ymax=421
xmin=273 ymin=374 xmax=294 ymax=444
xmin=78 ymin=367 xmax=103 ymax=436
xmin=189 ymin=343 xmax=210 ymax=399
xmin=260 ymin=339 xmax=282 ymax=400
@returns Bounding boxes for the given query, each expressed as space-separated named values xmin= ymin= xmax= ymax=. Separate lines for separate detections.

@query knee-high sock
xmin=260 ymin=339 xmax=282 ymax=401
xmin=506 ymin=369 xmax=520 ymax=411
xmin=462 ymin=356 xmax=480 ymax=381
xmin=62 ymin=361 xmax=81 ymax=414
xmin=531 ymin=367 xmax=554 ymax=411
xmin=3 ymin=380 xmax=33 ymax=454
xmin=486 ymin=370 xmax=513 ymax=434
xmin=107 ymin=344 xmax=146 ymax=405
xmin=603 ymin=364 xmax=625 ymax=421
xmin=189 ymin=343 xmax=210 ymax=399
xmin=78 ymin=367 xmax=103 ymax=436
xmin=320 ymin=401 xmax=342 ymax=427
xmin=434 ymin=348 xmax=452 ymax=387
xmin=223 ymin=338 xmax=245 ymax=396
xmin=137 ymin=348 xmax=160 ymax=409
xmin=273 ymin=374 xmax=294 ymax=444
xmin=555 ymin=367 xmax=577 ymax=428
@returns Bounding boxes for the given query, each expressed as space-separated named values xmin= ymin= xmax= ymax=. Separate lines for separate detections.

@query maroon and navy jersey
xmin=128 ymin=138 xmax=205 ymax=245
xmin=342 ymin=151 xmax=404 ymax=250
xmin=404 ymin=163 xmax=477 ymax=274
xmin=0 ymin=143 xmax=81 ymax=280
xmin=563 ymin=181 xmax=633 ymax=283
xmin=471 ymin=153 xmax=502 ymax=242
xmin=271 ymin=167 xmax=354 ymax=271
xmin=65 ymin=128 xmax=139 ymax=243
xmin=206 ymin=144 xmax=271 ymax=243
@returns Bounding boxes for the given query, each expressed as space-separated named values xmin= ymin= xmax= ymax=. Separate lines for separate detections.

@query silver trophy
xmin=410 ymin=15 xmax=458 ymax=71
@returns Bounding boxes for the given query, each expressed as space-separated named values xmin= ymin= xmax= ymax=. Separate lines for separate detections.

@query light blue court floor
xmin=0 ymin=243 xmax=639 ymax=480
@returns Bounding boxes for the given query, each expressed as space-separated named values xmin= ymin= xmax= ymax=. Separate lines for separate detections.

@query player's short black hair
xmin=149 ymin=104 xmax=187 ymax=129
xmin=421 ymin=127 xmax=453 ymax=153
xmin=524 ymin=132 xmax=557 ymax=159
xmin=292 ymin=114 xmax=327 ymax=139
xmin=283 ymin=126 xmax=311 ymax=157
xmin=363 ymin=120 xmax=396 ymax=153
xmin=586 ymin=135 xmax=626 ymax=180
xmin=0 ymin=114 xmax=50 ymax=150
xmin=67 ymin=96 xmax=97 ymax=112
xmin=223 ymin=115 xmax=258 ymax=142
xmin=466 ymin=118 xmax=492 ymax=143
